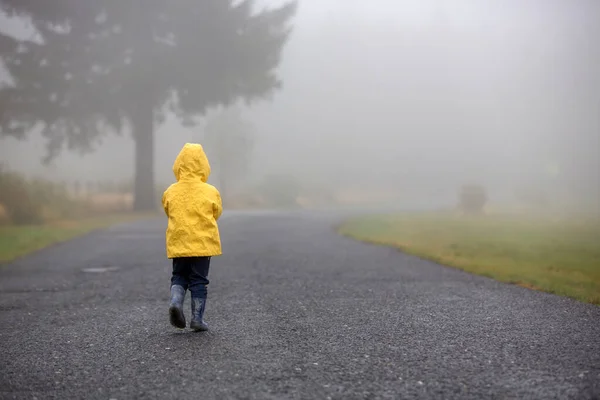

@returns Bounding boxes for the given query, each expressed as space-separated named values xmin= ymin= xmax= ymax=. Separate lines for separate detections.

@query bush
xmin=0 ymin=203 xmax=8 ymax=225
xmin=0 ymin=165 xmax=44 ymax=224
xmin=0 ymin=165 xmax=93 ymax=225
xmin=458 ymin=184 xmax=487 ymax=214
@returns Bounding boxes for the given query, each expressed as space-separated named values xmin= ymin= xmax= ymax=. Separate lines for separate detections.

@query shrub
xmin=0 ymin=165 xmax=95 ymax=225
xmin=0 ymin=165 xmax=44 ymax=224
xmin=458 ymin=184 xmax=487 ymax=214
xmin=0 ymin=203 xmax=8 ymax=225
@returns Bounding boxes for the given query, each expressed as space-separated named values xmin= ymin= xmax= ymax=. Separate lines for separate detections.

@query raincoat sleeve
xmin=213 ymin=190 xmax=223 ymax=221
xmin=161 ymin=190 xmax=169 ymax=216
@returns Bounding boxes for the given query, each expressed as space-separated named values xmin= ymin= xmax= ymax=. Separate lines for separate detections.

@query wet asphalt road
xmin=1 ymin=211 xmax=599 ymax=400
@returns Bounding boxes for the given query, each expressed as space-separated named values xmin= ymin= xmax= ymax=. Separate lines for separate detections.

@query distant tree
xmin=0 ymin=0 xmax=297 ymax=210
xmin=203 ymin=104 xmax=254 ymax=205
xmin=458 ymin=184 xmax=487 ymax=214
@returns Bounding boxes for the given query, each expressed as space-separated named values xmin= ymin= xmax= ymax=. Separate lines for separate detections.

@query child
xmin=162 ymin=143 xmax=223 ymax=331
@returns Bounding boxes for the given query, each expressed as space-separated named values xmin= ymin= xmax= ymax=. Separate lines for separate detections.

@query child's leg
xmin=169 ymin=258 xmax=190 ymax=329
xmin=171 ymin=258 xmax=191 ymax=290
xmin=189 ymin=256 xmax=211 ymax=331
xmin=189 ymin=256 xmax=210 ymax=298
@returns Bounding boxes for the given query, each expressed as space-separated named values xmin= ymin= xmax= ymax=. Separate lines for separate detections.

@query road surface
xmin=1 ymin=211 xmax=599 ymax=399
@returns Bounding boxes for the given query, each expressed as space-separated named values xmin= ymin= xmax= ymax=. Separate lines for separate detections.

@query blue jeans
xmin=171 ymin=257 xmax=211 ymax=299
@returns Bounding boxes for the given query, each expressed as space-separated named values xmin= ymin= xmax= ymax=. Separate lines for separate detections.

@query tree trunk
xmin=132 ymin=103 xmax=156 ymax=212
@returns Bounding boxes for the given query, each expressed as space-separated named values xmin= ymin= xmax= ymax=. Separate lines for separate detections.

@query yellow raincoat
xmin=162 ymin=143 xmax=223 ymax=258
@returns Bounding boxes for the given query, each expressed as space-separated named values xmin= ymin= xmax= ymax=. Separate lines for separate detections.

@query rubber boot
xmin=169 ymin=285 xmax=186 ymax=329
xmin=190 ymin=297 xmax=209 ymax=332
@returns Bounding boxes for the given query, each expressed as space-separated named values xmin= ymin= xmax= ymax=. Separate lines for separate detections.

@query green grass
xmin=338 ymin=212 xmax=600 ymax=305
xmin=0 ymin=213 xmax=156 ymax=263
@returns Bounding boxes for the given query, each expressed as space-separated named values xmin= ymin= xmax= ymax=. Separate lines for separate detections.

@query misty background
xmin=1 ymin=0 xmax=599 ymax=209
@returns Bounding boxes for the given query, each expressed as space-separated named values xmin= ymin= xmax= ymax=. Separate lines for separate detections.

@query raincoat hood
xmin=173 ymin=143 xmax=211 ymax=182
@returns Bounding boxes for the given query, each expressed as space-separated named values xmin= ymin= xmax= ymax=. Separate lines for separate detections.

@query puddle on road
xmin=81 ymin=266 xmax=120 ymax=273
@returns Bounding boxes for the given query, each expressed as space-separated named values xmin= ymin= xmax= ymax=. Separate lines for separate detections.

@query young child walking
xmin=162 ymin=143 xmax=223 ymax=331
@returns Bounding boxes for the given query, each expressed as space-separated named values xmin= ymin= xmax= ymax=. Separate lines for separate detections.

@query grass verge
xmin=338 ymin=212 xmax=600 ymax=305
xmin=0 ymin=212 xmax=157 ymax=263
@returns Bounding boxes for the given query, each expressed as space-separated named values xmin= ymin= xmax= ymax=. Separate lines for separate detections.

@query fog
xmin=1 ymin=0 xmax=599 ymax=210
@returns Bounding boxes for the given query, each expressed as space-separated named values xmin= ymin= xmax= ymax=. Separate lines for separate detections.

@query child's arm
xmin=213 ymin=190 xmax=223 ymax=221
xmin=161 ymin=191 xmax=169 ymax=216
